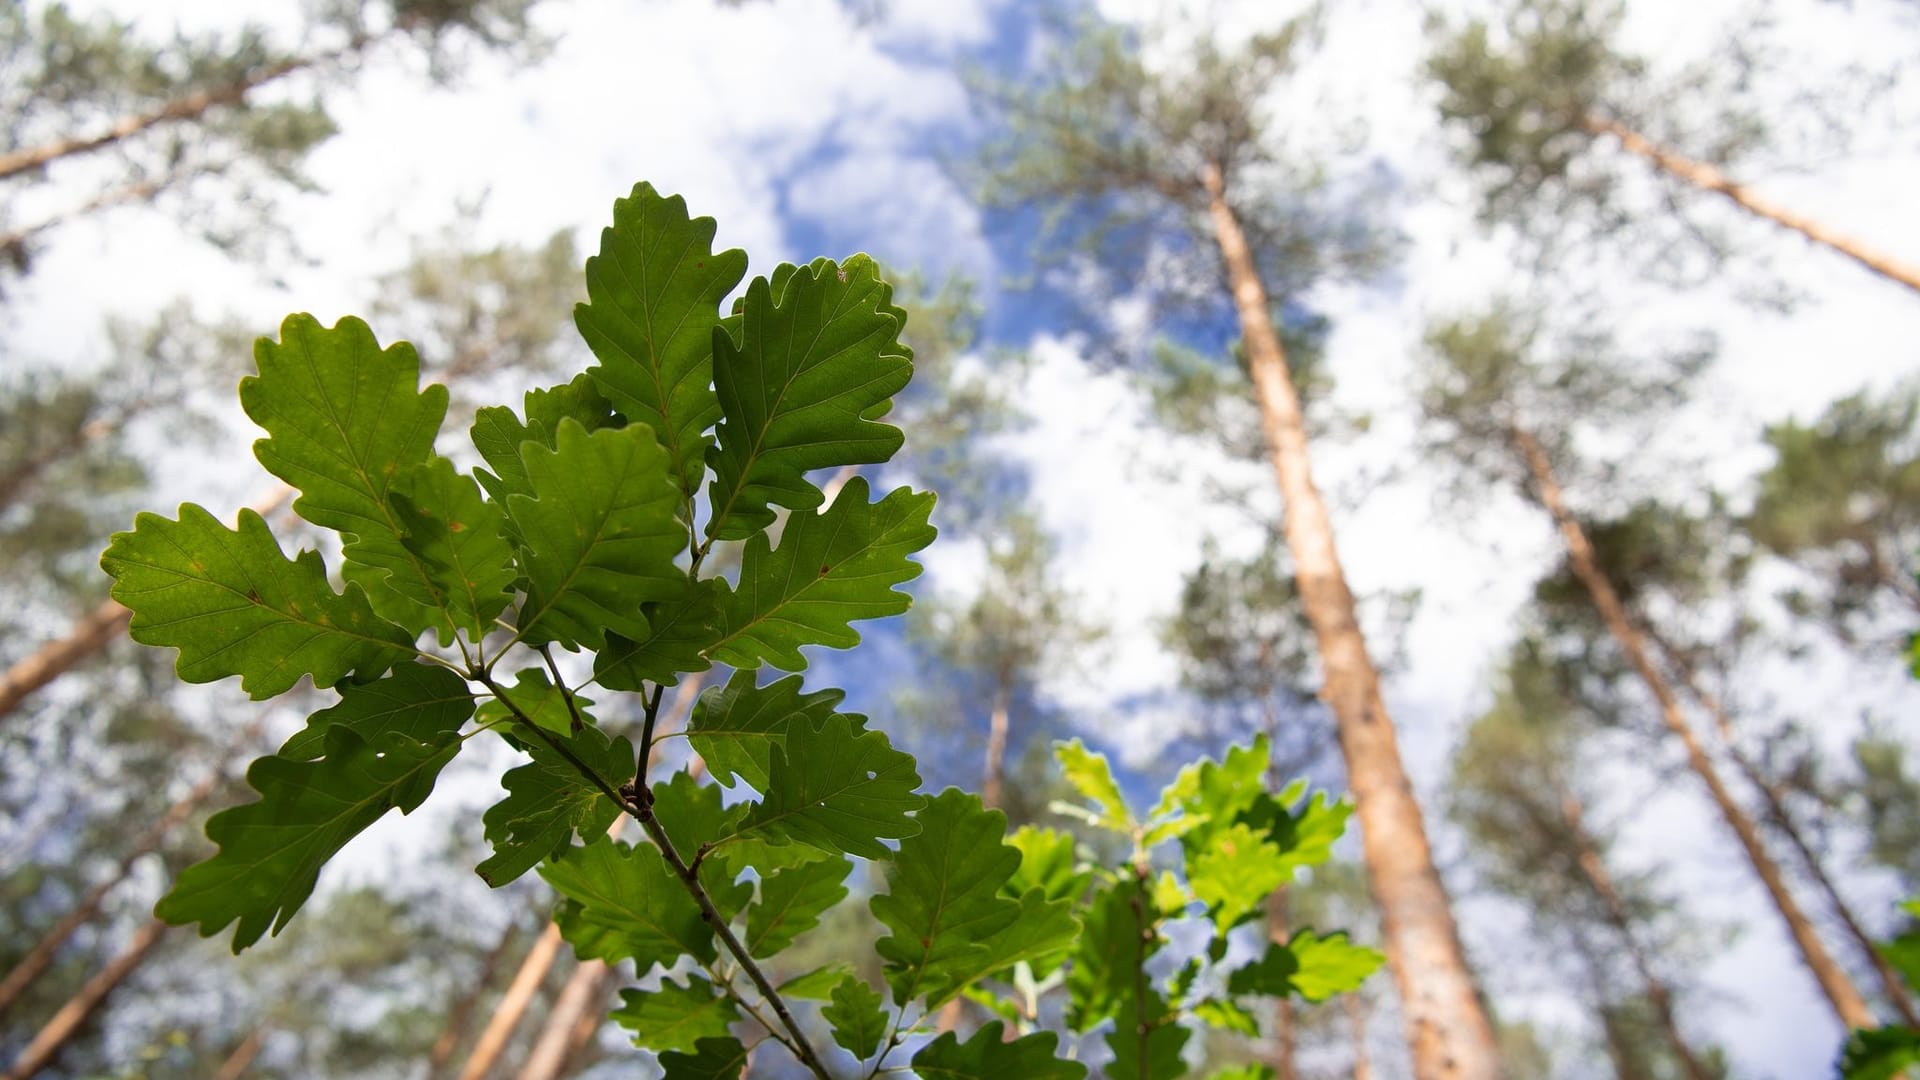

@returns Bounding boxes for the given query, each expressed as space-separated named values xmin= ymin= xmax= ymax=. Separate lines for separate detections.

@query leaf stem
xmin=635 ymin=681 xmax=666 ymax=780
xmin=702 ymin=958 xmax=803 ymax=1061
xmin=473 ymin=672 xmax=626 ymax=808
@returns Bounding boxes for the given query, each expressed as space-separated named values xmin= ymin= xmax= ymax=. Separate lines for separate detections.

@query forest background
xmin=2 ymin=0 xmax=1918 ymax=1077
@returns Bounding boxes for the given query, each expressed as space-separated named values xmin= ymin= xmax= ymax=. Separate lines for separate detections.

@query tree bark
xmin=428 ymin=922 xmax=523 ymax=1076
xmin=1268 ymin=893 xmax=1299 ymax=1080
xmin=1651 ymin=633 xmax=1920 ymax=1027
xmin=981 ymin=678 xmax=1011 ymax=812
xmin=1347 ymin=992 xmax=1373 ymax=1080
xmin=1558 ymin=795 xmax=1715 ymax=1080
xmin=2 ymin=918 xmax=167 ymax=1080
xmin=1510 ymin=422 xmax=1875 ymax=1030
xmin=0 ymin=756 xmax=234 ymax=1017
xmin=1581 ymin=114 xmax=1920 ymax=296
xmin=515 ymin=959 xmax=610 ymax=1080
xmin=210 ymin=1025 xmax=266 ymax=1080
xmin=1201 ymin=164 xmax=1503 ymax=1080
xmin=0 ymin=45 xmax=361 ymax=182
xmin=0 ymin=485 xmax=291 ymax=723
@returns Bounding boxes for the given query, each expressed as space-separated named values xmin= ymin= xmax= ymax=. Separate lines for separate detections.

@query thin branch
xmin=537 ymin=644 xmax=587 ymax=734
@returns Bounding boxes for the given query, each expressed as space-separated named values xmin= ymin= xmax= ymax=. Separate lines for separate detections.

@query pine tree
xmin=979 ymin=16 xmax=1501 ymax=1075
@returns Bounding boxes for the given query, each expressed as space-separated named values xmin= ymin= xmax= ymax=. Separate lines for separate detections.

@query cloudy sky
xmin=13 ymin=0 xmax=1920 ymax=1074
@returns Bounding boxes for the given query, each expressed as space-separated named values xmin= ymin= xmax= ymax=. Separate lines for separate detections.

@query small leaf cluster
xmin=100 ymin=181 xmax=1380 ymax=1077
xmin=1842 ymin=899 xmax=1920 ymax=1079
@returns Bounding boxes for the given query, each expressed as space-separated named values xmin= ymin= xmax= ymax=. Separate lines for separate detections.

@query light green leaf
xmin=658 ymin=1037 xmax=749 ymax=1080
xmin=747 ymin=856 xmax=851 ymax=958
xmin=822 ymin=975 xmax=887 ymax=1061
xmin=707 ymin=479 xmax=935 ymax=671
xmin=507 ymin=420 xmax=687 ymax=649
xmin=911 ymin=1023 xmax=1086 ymax=1080
xmin=538 ymin=840 xmax=713 ymax=973
xmin=647 ymin=772 xmax=755 ymax=920
xmin=155 ymin=724 xmax=459 ymax=951
xmin=577 ymin=182 xmax=746 ymax=502
xmin=685 ymin=670 xmax=848 ymax=790
xmin=239 ymin=313 xmax=450 ymax=634
xmin=705 ymin=255 xmax=912 ymax=541
xmin=476 ymin=722 xmax=629 ymax=887
xmin=871 ymin=789 xmax=1020 ymax=1007
xmin=101 ymin=505 xmax=412 ymax=700
xmin=1192 ymin=998 xmax=1259 ymax=1035
xmin=1054 ymin=739 xmax=1134 ymax=831
xmin=595 ymin=579 xmax=722 ymax=690
xmin=1005 ymin=826 xmax=1090 ymax=904
xmin=611 ymin=974 xmax=740 ymax=1054
xmin=386 ymin=456 xmax=516 ymax=642
xmin=1207 ymin=1066 xmax=1278 ymax=1080
xmin=1188 ymin=822 xmax=1288 ymax=931
xmin=471 ymin=374 xmax=621 ymax=504
xmin=731 ymin=715 xmax=922 ymax=860
xmin=279 ymin=662 xmax=473 ymax=760
xmin=1228 ymin=929 xmax=1383 ymax=1003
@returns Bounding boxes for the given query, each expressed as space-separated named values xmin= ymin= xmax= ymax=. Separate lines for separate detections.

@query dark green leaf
xmin=611 ymin=974 xmax=740 ymax=1054
xmin=595 ymin=579 xmax=723 ymax=690
xmin=471 ymin=374 xmax=621 ymax=504
xmin=507 ymin=420 xmax=687 ymax=649
xmin=822 ymin=975 xmax=887 ymax=1061
xmin=658 ymin=1037 xmax=750 ymax=1080
xmin=1067 ymin=877 xmax=1157 ymax=1029
xmin=239 ymin=313 xmax=450 ymax=634
xmin=1106 ymin=988 xmax=1188 ymax=1080
xmin=476 ymin=668 xmax=590 ymax=738
xmin=101 ymin=505 xmax=412 ymax=699
xmin=156 ymin=724 xmax=459 ymax=951
xmin=280 ymin=662 xmax=473 ymax=760
xmin=477 ymin=722 xmax=630 ymax=887
xmin=539 ymin=840 xmax=713 ymax=972
xmin=731 ymin=714 xmax=922 ymax=860
xmin=747 ymin=856 xmax=851 ymax=958
xmin=705 ymin=255 xmax=911 ymax=541
xmin=872 ymin=789 xmax=1019 ymax=1007
xmin=778 ymin=966 xmax=852 ymax=1000
xmin=577 ymin=182 xmax=746 ymax=501
xmin=648 ymin=771 xmax=755 ymax=921
xmin=911 ymin=1023 xmax=1086 ymax=1080
xmin=386 ymin=456 xmax=516 ymax=642
xmin=707 ymin=479 xmax=935 ymax=671
xmin=686 ymin=670 xmax=848 ymax=790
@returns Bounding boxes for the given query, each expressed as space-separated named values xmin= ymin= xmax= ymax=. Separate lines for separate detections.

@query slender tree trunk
xmin=1268 ymin=893 xmax=1300 ymax=1080
xmin=2 ymin=918 xmax=166 ymax=1080
xmin=558 ymin=977 xmax=610 ymax=1072
xmin=515 ymin=960 xmax=610 ymax=1080
xmin=1201 ymin=164 xmax=1502 ymax=1080
xmin=1347 ymin=992 xmax=1373 ymax=1080
xmin=1510 ymin=422 xmax=1874 ymax=1030
xmin=428 ymin=922 xmax=523 ymax=1077
xmin=0 ymin=757 xmax=234 ymax=1017
xmin=1558 ymin=796 xmax=1715 ymax=1080
xmin=0 ymin=43 xmax=365 ymax=182
xmin=211 ymin=1026 xmax=266 ymax=1080
xmin=1580 ymin=114 xmax=1920 ymax=296
xmin=0 ymin=485 xmax=291 ymax=723
xmin=456 ymin=921 xmax=566 ymax=1080
xmin=981 ymin=677 xmax=1011 ymax=812
xmin=1650 ymin=633 xmax=1920 ymax=1027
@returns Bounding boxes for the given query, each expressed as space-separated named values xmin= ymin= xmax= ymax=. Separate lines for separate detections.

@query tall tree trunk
xmin=1509 ymin=422 xmax=1874 ymax=1030
xmin=1558 ymin=796 xmax=1715 ymax=1080
xmin=1268 ymin=893 xmax=1300 ymax=1080
xmin=0 ymin=750 xmax=239 ymax=1017
xmin=1347 ymin=992 xmax=1373 ymax=1080
xmin=428 ymin=922 xmax=523 ymax=1077
xmin=1 ymin=918 xmax=166 ymax=1080
xmin=211 ymin=1026 xmax=266 ymax=1080
xmin=515 ymin=960 xmax=611 ymax=1080
xmin=456 ymin=922 xmax=566 ymax=1080
xmin=1650 ymin=633 xmax=1920 ymax=1027
xmin=1201 ymin=164 xmax=1503 ymax=1080
xmin=0 ymin=43 xmax=365 ymax=182
xmin=0 ymin=485 xmax=291 ymax=723
xmin=1580 ymin=114 xmax=1920 ymax=296
xmin=980 ymin=677 xmax=1011 ymax=812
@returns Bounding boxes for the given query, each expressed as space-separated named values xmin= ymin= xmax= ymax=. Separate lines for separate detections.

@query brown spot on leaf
xmin=447 ymin=519 xmax=466 ymax=533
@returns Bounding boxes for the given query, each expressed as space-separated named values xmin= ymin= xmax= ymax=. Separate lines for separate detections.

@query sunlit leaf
xmin=611 ymin=974 xmax=740 ymax=1054
xmin=731 ymin=714 xmax=921 ymax=860
xmin=912 ymin=1023 xmax=1086 ymax=1080
xmin=822 ymin=975 xmax=888 ymax=1061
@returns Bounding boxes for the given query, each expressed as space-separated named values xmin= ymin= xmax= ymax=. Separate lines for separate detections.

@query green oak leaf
xmin=386 ymin=456 xmax=516 ymax=642
xmin=1005 ymin=826 xmax=1091 ymax=904
xmin=476 ymin=722 xmax=630 ymax=887
xmin=686 ymin=671 xmax=848 ymax=790
xmin=506 ymin=420 xmax=687 ymax=650
xmin=100 ymin=505 xmax=412 ymax=699
xmin=1054 ymin=739 xmax=1135 ymax=831
xmin=577 ymin=182 xmax=746 ymax=502
xmin=746 ymin=856 xmax=851 ymax=958
xmin=1066 ymin=877 xmax=1158 ymax=1029
xmin=1844 ymin=1024 xmax=1920 ymax=1080
xmin=239 ymin=313 xmax=450 ymax=634
xmin=279 ymin=662 xmax=473 ymax=760
xmin=1228 ymin=930 xmax=1383 ymax=1003
xmin=938 ymin=887 xmax=1079 ymax=992
xmin=778 ymin=966 xmax=852 ymax=1000
xmin=155 ymin=724 xmax=459 ymax=951
xmin=1208 ymin=1065 xmax=1278 ymax=1080
xmin=538 ymin=840 xmax=714 ymax=973
xmin=1879 ymin=905 xmax=1920 ymax=988
xmin=471 ymin=374 xmax=622 ymax=504
xmin=648 ymin=772 xmax=755 ymax=921
xmin=658 ymin=1037 xmax=750 ymax=1080
xmin=911 ymin=1024 xmax=1086 ymax=1080
xmin=1193 ymin=997 xmax=1259 ymax=1035
xmin=476 ymin=668 xmax=591 ymax=738
xmin=1107 ymin=988 xmax=1189 ymax=1080
xmin=822 ymin=975 xmax=887 ymax=1061
xmin=595 ymin=579 xmax=723 ymax=691
xmin=705 ymin=255 xmax=911 ymax=541
xmin=871 ymin=789 xmax=1020 ymax=1007
xmin=730 ymin=714 xmax=921 ymax=860
xmin=707 ymin=479 xmax=935 ymax=672
xmin=610 ymin=974 xmax=740 ymax=1054
xmin=1188 ymin=822 xmax=1288 ymax=931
